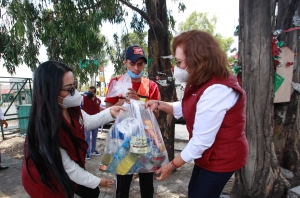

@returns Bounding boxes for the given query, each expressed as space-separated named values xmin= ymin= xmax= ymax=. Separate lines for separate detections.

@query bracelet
xmin=170 ymin=162 xmax=176 ymax=169
xmin=171 ymin=159 xmax=180 ymax=169
xmin=156 ymin=100 xmax=160 ymax=111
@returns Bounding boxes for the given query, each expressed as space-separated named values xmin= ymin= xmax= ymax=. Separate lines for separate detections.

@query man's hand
xmin=126 ymin=88 xmax=139 ymax=100
xmin=1 ymin=120 xmax=8 ymax=128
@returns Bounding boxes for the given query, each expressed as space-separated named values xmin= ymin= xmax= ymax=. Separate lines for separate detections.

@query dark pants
xmin=116 ymin=173 xmax=154 ymax=198
xmin=188 ymin=165 xmax=234 ymax=198
xmin=75 ymin=184 xmax=100 ymax=198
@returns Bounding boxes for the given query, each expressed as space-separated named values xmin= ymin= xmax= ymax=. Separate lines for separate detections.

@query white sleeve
xmin=181 ymin=84 xmax=240 ymax=162
xmin=81 ymin=108 xmax=114 ymax=130
xmin=173 ymin=101 xmax=183 ymax=119
xmin=59 ymin=147 xmax=100 ymax=189
xmin=0 ymin=108 xmax=4 ymax=120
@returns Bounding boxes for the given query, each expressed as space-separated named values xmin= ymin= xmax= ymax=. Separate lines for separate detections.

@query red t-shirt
xmin=105 ymin=77 xmax=160 ymax=105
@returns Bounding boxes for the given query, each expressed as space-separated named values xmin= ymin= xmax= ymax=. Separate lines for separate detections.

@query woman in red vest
xmin=146 ymin=30 xmax=249 ymax=198
xmin=22 ymin=61 xmax=125 ymax=198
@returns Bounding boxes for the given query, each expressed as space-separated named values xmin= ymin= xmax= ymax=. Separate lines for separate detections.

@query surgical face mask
xmin=127 ymin=70 xmax=143 ymax=79
xmin=59 ymin=89 xmax=82 ymax=108
xmin=86 ymin=92 xmax=94 ymax=98
xmin=173 ymin=66 xmax=189 ymax=83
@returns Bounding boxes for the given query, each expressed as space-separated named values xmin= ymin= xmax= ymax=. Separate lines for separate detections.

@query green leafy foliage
xmin=107 ymin=31 xmax=148 ymax=78
xmin=0 ymin=0 xmax=122 ymax=84
xmin=178 ymin=12 xmax=234 ymax=54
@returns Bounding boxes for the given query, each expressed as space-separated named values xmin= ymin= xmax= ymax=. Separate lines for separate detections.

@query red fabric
xmin=105 ymin=76 xmax=160 ymax=104
xmin=182 ymin=75 xmax=248 ymax=172
xmin=82 ymin=95 xmax=101 ymax=115
xmin=272 ymin=37 xmax=281 ymax=56
xmin=22 ymin=107 xmax=88 ymax=197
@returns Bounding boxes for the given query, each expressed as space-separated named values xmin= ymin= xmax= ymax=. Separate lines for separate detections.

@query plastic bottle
xmin=99 ymin=151 xmax=114 ymax=171
xmin=128 ymin=158 xmax=144 ymax=173
xmin=107 ymin=155 xmax=120 ymax=173
xmin=101 ymin=151 xmax=114 ymax=166
xmin=107 ymin=138 xmax=130 ymax=173
xmin=116 ymin=153 xmax=141 ymax=175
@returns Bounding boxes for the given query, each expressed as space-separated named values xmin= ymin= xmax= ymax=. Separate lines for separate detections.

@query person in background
xmin=146 ymin=30 xmax=249 ymax=198
xmin=22 ymin=60 xmax=125 ymax=198
xmin=105 ymin=45 xmax=160 ymax=198
xmin=81 ymin=86 xmax=102 ymax=159
xmin=0 ymin=108 xmax=9 ymax=170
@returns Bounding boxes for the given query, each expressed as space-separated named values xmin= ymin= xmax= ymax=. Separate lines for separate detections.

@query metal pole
xmin=0 ymin=119 xmax=4 ymax=140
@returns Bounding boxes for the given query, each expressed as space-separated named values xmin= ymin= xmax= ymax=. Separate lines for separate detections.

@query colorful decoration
xmin=274 ymin=47 xmax=295 ymax=103
xmin=273 ymin=29 xmax=282 ymax=37
xmin=147 ymin=57 xmax=153 ymax=65
xmin=272 ymin=30 xmax=284 ymax=67
xmin=286 ymin=62 xmax=294 ymax=67
xmin=274 ymin=73 xmax=285 ymax=94
xmin=232 ymin=59 xmax=241 ymax=75
xmin=149 ymin=69 xmax=174 ymax=87
xmin=283 ymin=27 xmax=300 ymax=33
xmin=282 ymin=12 xmax=300 ymax=33
xmin=156 ymin=80 xmax=169 ymax=86
xmin=233 ymin=65 xmax=241 ymax=75
xmin=292 ymin=82 xmax=300 ymax=93
xmin=234 ymin=25 xmax=239 ymax=36
xmin=292 ymin=11 xmax=300 ymax=26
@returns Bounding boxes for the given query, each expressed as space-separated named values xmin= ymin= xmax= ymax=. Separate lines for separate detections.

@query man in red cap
xmin=105 ymin=45 xmax=160 ymax=198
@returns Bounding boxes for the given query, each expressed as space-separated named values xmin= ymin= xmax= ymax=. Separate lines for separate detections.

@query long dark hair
xmin=25 ymin=60 xmax=74 ymax=197
xmin=172 ymin=30 xmax=230 ymax=88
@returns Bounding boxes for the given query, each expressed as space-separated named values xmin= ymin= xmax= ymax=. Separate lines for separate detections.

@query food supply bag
xmin=106 ymin=73 xmax=132 ymax=98
xmin=99 ymin=99 xmax=169 ymax=175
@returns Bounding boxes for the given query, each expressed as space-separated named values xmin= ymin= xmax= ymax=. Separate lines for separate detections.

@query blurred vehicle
xmin=99 ymin=97 xmax=114 ymax=129
xmin=176 ymin=116 xmax=186 ymax=124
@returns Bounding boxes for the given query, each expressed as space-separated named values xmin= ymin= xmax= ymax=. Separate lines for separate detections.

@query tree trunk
xmin=274 ymin=0 xmax=300 ymax=188
xmin=146 ymin=0 xmax=177 ymax=161
xmin=231 ymin=0 xmax=289 ymax=197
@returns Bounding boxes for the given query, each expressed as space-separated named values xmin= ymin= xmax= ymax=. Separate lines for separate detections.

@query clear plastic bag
xmin=99 ymin=99 xmax=169 ymax=175
xmin=106 ymin=73 xmax=132 ymax=98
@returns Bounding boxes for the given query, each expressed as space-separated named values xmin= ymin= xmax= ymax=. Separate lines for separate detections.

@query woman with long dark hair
xmin=22 ymin=60 xmax=125 ymax=198
xmin=146 ymin=30 xmax=248 ymax=198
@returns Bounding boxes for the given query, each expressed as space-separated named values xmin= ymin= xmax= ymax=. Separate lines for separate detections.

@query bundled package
xmin=99 ymin=99 xmax=169 ymax=175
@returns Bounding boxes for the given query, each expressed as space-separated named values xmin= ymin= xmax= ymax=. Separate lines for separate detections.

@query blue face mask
xmin=127 ymin=70 xmax=143 ymax=79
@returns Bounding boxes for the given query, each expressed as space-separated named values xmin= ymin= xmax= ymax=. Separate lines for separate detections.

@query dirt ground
xmin=0 ymin=135 xmax=233 ymax=197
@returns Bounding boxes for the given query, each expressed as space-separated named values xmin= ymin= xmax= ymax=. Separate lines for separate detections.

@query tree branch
xmin=118 ymin=0 xmax=149 ymax=22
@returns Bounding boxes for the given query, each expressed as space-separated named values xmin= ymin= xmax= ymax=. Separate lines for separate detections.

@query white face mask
xmin=173 ymin=66 xmax=189 ymax=83
xmin=59 ymin=89 xmax=82 ymax=108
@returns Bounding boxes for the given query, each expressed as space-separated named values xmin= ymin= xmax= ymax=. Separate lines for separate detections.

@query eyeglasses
xmin=174 ymin=59 xmax=186 ymax=67
xmin=61 ymin=85 xmax=76 ymax=96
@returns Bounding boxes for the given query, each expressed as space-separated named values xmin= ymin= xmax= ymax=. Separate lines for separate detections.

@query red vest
xmin=82 ymin=95 xmax=101 ymax=115
xmin=182 ymin=75 xmax=248 ymax=172
xmin=115 ymin=76 xmax=150 ymax=102
xmin=22 ymin=107 xmax=88 ymax=197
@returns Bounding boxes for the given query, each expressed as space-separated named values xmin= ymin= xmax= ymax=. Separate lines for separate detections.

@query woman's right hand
xmin=109 ymin=105 xmax=126 ymax=118
xmin=99 ymin=178 xmax=115 ymax=188
xmin=145 ymin=100 xmax=159 ymax=112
